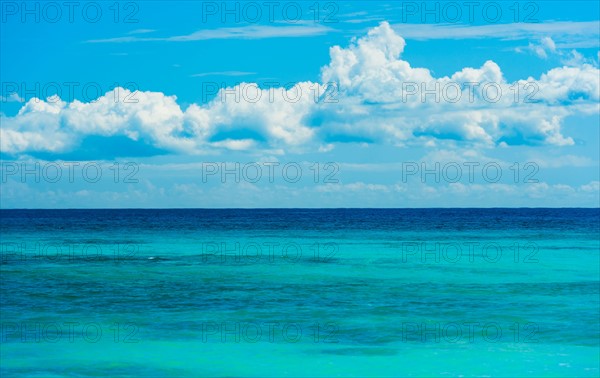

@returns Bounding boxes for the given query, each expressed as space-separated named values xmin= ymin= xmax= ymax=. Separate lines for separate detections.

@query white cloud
xmin=316 ymin=182 xmax=391 ymax=193
xmin=518 ymin=36 xmax=557 ymax=59
xmin=561 ymin=50 xmax=587 ymax=66
xmin=390 ymin=21 xmax=600 ymax=47
xmin=580 ymin=181 xmax=600 ymax=192
xmin=516 ymin=36 xmax=598 ymax=67
xmin=211 ymin=139 xmax=257 ymax=151
xmin=318 ymin=23 xmax=598 ymax=146
xmin=191 ymin=71 xmax=256 ymax=77
xmin=0 ymin=92 xmax=25 ymax=103
xmin=3 ymin=22 xmax=599 ymax=155
xmin=127 ymin=29 xmax=156 ymax=35
xmin=87 ymin=24 xmax=333 ymax=43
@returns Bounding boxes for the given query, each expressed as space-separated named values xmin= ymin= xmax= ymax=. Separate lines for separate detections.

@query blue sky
xmin=1 ymin=0 xmax=599 ymax=208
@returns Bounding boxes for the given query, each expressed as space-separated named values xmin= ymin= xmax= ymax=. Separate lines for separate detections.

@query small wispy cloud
xmin=515 ymin=36 xmax=557 ymax=59
xmin=516 ymin=36 xmax=598 ymax=66
xmin=127 ymin=29 xmax=156 ymax=35
xmin=87 ymin=24 xmax=334 ymax=43
xmin=339 ymin=11 xmax=369 ymax=18
xmin=191 ymin=71 xmax=256 ymax=77
xmin=390 ymin=21 xmax=600 ymax=47
xmin=343 ymin=16 xmax=386 ymax=24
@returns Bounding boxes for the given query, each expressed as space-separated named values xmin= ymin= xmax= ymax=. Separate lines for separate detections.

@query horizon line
xmin=1 ymin=207 xmax=599 ymax=211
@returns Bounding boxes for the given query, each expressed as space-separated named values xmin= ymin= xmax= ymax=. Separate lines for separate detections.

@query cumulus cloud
xmin=1 ymin=91 xmax=194 ymax=154
xmin=2 ymin=22 xmax=599 ymax=156
xmin=318 ymin=23 xmax=598 ymax=146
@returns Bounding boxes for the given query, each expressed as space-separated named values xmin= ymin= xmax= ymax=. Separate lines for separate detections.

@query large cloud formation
xmin=2 ymin=22 xmax=599 ymax=155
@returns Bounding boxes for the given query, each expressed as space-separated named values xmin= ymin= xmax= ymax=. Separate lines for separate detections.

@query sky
xmin=0 ymin=0 xmax=599 ymax=208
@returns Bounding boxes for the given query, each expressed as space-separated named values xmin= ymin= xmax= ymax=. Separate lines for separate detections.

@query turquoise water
xmin=1 ymin=209 xmax=599 ymax=377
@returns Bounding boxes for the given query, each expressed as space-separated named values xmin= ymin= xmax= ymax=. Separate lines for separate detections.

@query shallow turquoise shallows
xmin=1 ymin=209 xmax=599 ymax=377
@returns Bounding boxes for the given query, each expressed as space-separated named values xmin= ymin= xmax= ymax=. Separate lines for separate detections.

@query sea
xmin=1 ymin=208 xmax=599 ymax=377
